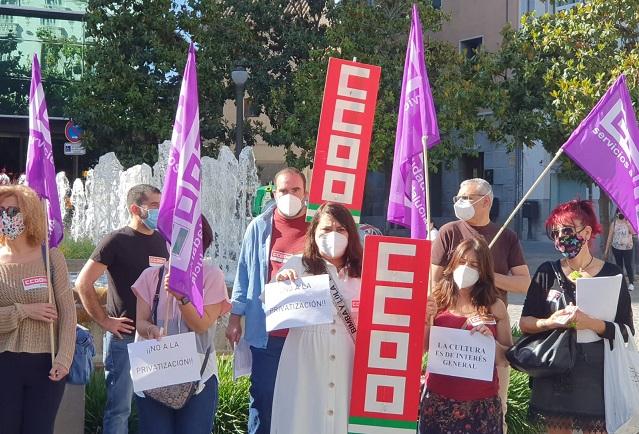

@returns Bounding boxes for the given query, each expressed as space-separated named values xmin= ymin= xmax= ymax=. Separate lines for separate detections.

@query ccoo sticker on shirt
xmin=149 ymin=256 xmax=166 ymax=267
xmin=468 ymin=314 xmax=496 ymax=326
xmin=22 ymin=276 xmax=48 ymax=291
xmin=270 ymin=250 xmax=293 ymax=264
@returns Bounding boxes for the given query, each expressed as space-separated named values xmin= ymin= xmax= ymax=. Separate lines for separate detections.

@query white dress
xmin=270 ymin=255 xmax=361 ymax=434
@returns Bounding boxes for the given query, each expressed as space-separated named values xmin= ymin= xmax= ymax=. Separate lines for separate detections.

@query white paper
xmin=127 ymin=332 xmax=200 ymax=393
xmin=233 ymin=338 xmax=252 ymax=381
xmin=576 ymin=274 xmax=622 ymax=343
xmin=427 ymin=326 xmax=496 ymax=382
xmin=264 ymin=274 xmax=333 ymax=332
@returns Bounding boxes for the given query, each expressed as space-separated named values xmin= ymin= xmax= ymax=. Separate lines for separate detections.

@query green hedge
xmin=59 ymin=236 xmax=95 ymax=260
xmin=85 ymin=350 xmax=539 ymax=434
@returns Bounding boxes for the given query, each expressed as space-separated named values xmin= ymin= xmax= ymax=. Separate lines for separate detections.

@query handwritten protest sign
xmin=128 ymin=332 xmax=200 ymax=393
xmin=427 ymin=326 xmax=495 ymax=382
xmin=264 ymin=274 xmax=333 ymax=331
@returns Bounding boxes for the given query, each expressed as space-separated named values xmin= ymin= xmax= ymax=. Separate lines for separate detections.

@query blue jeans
xmin=103 ymin=332 xmax=134 ymax=434
xmin=248 ymin=336 xmax=285 ymax=434
xmin=136 ymin=375 xmax=219 ymax=434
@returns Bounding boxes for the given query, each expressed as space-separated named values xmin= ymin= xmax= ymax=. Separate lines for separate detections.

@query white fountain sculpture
xmin=61 ymin=142 xmax=260 ymax=284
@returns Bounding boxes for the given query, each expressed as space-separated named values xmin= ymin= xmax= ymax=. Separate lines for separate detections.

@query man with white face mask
xmin=226 ymin=167 xmax=308 ymax=434
xmin=430 ymin=177 xmax=531 ymax=432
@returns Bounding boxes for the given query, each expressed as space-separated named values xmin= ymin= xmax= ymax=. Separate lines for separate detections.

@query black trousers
xmin=0 ymin=352 xmax=66 ymax=434
xmin=612 ymin=247 xmax=634 ymax=285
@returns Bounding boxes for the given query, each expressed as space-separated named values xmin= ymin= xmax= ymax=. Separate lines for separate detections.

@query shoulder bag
xmin=143 ymin=266 xmax=210 ymax=410
xmin=506 ymin=261 xmax=577 ymax=378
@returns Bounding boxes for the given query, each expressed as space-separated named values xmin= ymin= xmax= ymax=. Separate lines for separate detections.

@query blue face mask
xmin=142 ymin=208 xmax=159 ymax=230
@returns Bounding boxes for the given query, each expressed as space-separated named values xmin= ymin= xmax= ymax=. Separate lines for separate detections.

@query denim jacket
xmin=230 ymin=203 xmax=275 ymax=349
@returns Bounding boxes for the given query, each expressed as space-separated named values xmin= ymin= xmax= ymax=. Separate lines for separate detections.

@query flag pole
xmin=489 ymin=147 xmax=565 ymax=249
xmin=42 ymin=200 xmax=55 ymax=364
xmin=161 ymin=257 xmax=173 ymax=337
xmin=422 ymin=136 xmax=433 ymax=296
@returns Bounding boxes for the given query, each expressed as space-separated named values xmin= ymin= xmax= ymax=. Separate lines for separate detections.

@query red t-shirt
xmin=268 ymin=210 xmax=308 ymax=337
xmin=426 ymin=311 xmax=499 ymax=401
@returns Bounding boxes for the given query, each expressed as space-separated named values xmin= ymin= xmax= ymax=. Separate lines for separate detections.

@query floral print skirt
xmin=419 ymin=391 xmax=503 ymax=434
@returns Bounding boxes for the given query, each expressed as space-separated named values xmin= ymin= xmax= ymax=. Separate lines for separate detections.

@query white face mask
xmin=315 ymin=231 xmax=348 ymax=259
xmin=453 ymin=194 xmax=487 ymax=222
xmin=453 ymin=264 xmax=480 ymax=289
xmin=276 ymin=194 xmax=303 ymax=218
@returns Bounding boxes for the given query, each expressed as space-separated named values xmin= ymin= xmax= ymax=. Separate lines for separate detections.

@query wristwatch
xmin=180 ymin=296 xmax=191 ymax=306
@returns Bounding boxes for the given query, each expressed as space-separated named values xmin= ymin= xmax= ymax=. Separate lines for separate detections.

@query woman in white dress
xmin=270 ymin=202 xmax=363 ymax=434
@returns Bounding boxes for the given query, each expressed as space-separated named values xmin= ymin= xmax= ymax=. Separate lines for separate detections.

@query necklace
xmin=566 ymin=254 xmax=594 ymax=272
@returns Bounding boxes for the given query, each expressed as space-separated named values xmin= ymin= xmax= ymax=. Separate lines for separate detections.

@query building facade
xmin=0 ymin=0 xmax=87 ymax=180
xmin=425 ymin=0 xmax=592 ymax=240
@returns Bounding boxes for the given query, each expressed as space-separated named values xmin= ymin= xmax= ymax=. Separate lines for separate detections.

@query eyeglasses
xmin=548 ymin=226 xmax=585 ymax=240
xmin=0 ymin=206 xmax=20 ymax=217
xmin=452 ymin=194 xmax=484 ymax=203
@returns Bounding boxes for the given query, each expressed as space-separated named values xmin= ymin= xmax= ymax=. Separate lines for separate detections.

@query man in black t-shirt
xmin=76 ymin=184 xmax=168 ymax=434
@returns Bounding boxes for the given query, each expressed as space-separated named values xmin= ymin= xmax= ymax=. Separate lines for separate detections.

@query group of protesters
xmin=0 ymin=167 xmax=635 ymax=434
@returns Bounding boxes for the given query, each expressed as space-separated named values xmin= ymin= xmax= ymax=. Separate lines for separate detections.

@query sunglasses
xmin=548 ymin=226 xmax=585 ymax=240
xmin=0 ymin=206 xmax=20 ymax=218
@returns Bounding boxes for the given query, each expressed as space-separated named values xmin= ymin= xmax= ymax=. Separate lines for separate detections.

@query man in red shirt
xmin=226 ymin=167 xmax=308 ymax=434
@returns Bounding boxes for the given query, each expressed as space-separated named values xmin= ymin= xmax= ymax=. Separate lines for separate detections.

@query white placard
xmin=128 ymin=332 xmax=200 ymax=393
xmin=427 ymin=326 xmax=496 ymax=382
xmin=576 ymin=274 xmax=622 ymax=343
xmin=233 ymin=337 xmax=252 ymax=381
xmin=264 ymin=274 xmax=333 ymax=332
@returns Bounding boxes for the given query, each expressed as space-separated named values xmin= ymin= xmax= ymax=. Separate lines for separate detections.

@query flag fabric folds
xmin=157 ymin=43 xmax=205 ymax=315
xmin=387 ymin=4 xmax=441 ymax=239
xmin=562 ymin=74 xmax=639 ymax=233
xmin=25 ymin=54 xmax=63 ymax=248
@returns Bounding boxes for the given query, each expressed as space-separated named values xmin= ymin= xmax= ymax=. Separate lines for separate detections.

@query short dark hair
xmin=126 ymin=184 xmax=161 ymax=208
xmin=273 ymin=167 xmax=306 ymax=191
xmin=202 ymin=215 xmax=213 ymax=252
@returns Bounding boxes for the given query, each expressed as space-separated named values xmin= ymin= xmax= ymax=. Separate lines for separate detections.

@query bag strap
xmin=549 ymin=260 xmax=569 ymax=308
xmin=327 ymin=271 xmax=357 ymax=343
xmin=152 ymin=267 xmax=165 ymax=325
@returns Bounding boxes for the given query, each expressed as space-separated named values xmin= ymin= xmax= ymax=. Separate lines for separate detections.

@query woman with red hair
xmin=520 ymin=199 xmax=634 ymax=433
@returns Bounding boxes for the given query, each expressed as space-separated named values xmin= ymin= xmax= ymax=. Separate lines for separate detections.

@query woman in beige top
xmin=0 ymin=185 xmax=76 ymax=434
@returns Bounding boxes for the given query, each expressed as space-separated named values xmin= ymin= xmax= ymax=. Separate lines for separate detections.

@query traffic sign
xmin=65 ymin=120 xmax=83 ymax=143
xmin=64 ymin=142 xmax=86 ymax=156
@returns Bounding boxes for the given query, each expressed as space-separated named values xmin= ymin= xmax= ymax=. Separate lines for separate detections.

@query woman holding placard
xmin=420 ymin=237 xmax=512 ymax=434
xmin=0 ymin=185 xmax=77 ymax=434
xmin=270 ymin=202 xmax=362 ymax=434
xmin=520 ymin=199 xmax=634 ymax=434
xmin=132 ymin=216 xmax=231 ymax=434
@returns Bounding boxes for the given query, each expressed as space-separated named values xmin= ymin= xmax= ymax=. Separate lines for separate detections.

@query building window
xmin=460 ymin=36 xmax=483 ymax=59
xmin=555 ymin=0 xmax=581 ymax=11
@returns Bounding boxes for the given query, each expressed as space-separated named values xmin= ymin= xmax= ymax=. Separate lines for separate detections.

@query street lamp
xmin=232 ymin=65 xmax=249 ymax=160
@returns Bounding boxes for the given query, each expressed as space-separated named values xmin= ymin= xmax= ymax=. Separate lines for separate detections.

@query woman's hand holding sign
xmin=276 ymin=268 xmax=299 ymax=282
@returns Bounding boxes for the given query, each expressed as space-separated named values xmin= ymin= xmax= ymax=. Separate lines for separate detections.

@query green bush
xmin=59 ymin=236 xmax=95 ymax=260
xmin=83 ymin=350 xmax=540 ymax=433
xmin=214 ymin=356 xmax=250 ymax=434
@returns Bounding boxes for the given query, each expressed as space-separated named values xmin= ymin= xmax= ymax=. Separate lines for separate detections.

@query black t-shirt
xmin=91 ymin=226 xmax=169 ymax=334
xmin=522 ymin=260 xmax=634 ymax=341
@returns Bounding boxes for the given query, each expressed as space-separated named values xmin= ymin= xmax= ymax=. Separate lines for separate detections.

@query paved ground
xmin=508 ymin=240 xmax=639 ymax=330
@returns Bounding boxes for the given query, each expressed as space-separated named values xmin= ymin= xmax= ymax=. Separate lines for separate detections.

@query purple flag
xmin=562 ymin=75 xmax=639 ymax=234
xmin=387 ymin=4 xmax=440 ymax=239
xmin=157 ymin=44 xmax=204 ymax=315
xmin=25 ymin=54 xmax=63 ymax=248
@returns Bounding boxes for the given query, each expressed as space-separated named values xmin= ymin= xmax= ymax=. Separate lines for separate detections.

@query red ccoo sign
xmin=306 ymin=57 xmax=381 ymax=223
xmin=348 ymin=235 xmax=430 ymax=433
